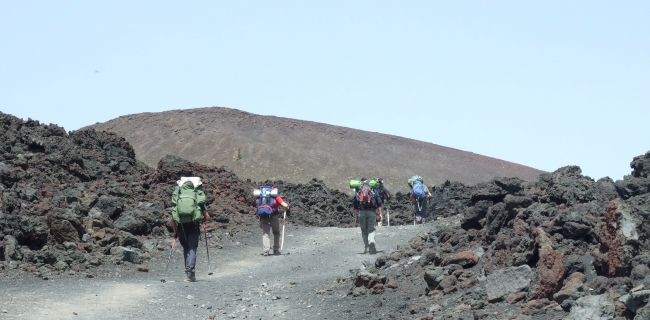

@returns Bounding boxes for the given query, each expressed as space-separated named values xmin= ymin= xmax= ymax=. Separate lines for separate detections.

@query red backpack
xmin=355 ymin=181 xmax=377 ymax=209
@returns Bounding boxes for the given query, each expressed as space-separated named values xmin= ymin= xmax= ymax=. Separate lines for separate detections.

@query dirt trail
xmin=0 ymin=223 xmax=431 ymax=320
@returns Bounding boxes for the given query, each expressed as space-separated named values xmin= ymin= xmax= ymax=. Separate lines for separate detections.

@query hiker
xmin=352 ymin=178 xmax=383 ymax=254
xmin=408 ymin=175 xmax=432 ymax=224
xmin=375 ymin=178 xmax=391 ymax=226
xmin=254 ymin=185 xmax=289 ymax=256
xmin=170 ymin=177 xmax=210 ymax=282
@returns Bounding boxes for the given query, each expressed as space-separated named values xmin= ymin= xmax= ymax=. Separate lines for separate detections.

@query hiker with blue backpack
xmin=351 ymin=178 xmax=383 ymax=254
xmin=408 ymin=175 xmax=432 ymax=224
xmin=254 ymin=185 xmax=289 ymax=256
xmin=170 ymin=177 xmax=211 ymax=282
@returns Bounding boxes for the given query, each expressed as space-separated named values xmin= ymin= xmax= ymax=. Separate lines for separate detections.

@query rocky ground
xmin=2 ymin=111 xmax=650 ymax=319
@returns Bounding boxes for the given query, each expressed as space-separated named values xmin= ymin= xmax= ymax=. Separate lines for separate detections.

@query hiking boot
xmin=273 ymin=250 xmax=281 ymax=255
xmin=262 ymin=251 xmax=269 ymax=256
xmin=185 ymin=272 xmax=196 ymax=282
xmin=363 ymin=247 xmax=369 ymax=254
xmin=369 ymin=242 xmax=377 ymax=254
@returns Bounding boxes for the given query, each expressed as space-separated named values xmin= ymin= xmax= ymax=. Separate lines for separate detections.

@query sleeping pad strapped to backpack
xmin=172 ymin=180 xmax=206 ymax=224
xmin=255 ymin=185 xmax=278 ymax=216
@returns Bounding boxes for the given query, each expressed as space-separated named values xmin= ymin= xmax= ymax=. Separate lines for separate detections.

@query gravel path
xmin=0 ymin=224 xmax=427 ymax=320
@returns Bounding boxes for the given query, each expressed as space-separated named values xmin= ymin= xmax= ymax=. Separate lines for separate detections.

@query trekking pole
xmin=280 ymin=208 xmax=287 ymax=250
xmin=161 ymin=237 xmax=177 ymax=283
xmin=387 ymin=207 xmax=390 ymax=227
xmin=203 ymin=222 xmax=213 ymax=275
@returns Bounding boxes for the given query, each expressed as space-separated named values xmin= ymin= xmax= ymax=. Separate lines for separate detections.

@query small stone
xmin=73 ymin=312 xmax=78 ymax=315
xmin=187 ymin=295 xmax=194 ymax=299
xmin=136 ymin=265 xmax=149 ymax=272
xmin=209 ymin=314 xmax=215 ymax=319
xmin=2 ymin=310 xmax=7 ymax=313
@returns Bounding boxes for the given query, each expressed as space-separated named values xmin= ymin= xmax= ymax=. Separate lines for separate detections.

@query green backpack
xmin=171 ymin=181 xmax=206 ymax=223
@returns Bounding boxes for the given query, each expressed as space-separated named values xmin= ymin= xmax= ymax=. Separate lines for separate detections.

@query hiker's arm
xmin=377 ymin=207 xmax=383 ymax=221
xmin=353 ymin=209 xmax=358 ymax=225
xmin=170 ymin=217 xmax=178 ymax=238
xmin=202 ymin=210 xmax=210 ymax=222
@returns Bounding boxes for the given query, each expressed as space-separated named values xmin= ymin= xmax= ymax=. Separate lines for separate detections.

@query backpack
xmin=171 ymin=177 xmax=206 ymax=224
xmin=376 ymin=179 xmax=391 ymax=202
xmin=254 ymin=185 xmax=279 ymax=216
xmin=355 ymin=181 xmax=378 ymax=209
xmin=408 ymin=175 xmax=427 ymax=199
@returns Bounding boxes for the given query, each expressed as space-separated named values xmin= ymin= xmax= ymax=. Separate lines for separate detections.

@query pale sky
xmin=1 ymin=1 xmax=648 ymax=181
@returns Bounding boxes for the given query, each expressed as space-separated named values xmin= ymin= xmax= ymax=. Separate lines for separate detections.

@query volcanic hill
xmin=86 ymin=107 xmax=544 ymax=192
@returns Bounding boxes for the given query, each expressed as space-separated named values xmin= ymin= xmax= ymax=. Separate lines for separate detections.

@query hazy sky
xmin=1 ymin=1 xmax=648 ymax=181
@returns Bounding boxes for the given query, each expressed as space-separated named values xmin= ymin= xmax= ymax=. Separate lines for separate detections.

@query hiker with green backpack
xmin=350 ymin=178 xmax=383 ymax=254
xmin=170 ymin=177 xmax=210 ymax=282
xmin=408 ymin=175 xmax=432 ymax=224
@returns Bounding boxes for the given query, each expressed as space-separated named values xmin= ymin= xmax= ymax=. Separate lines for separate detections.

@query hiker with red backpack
xmin=408 ymin=175 xmax=432 ymax=224
xmin=351 ymin=178 xmax=383 ymax=254
xmin=170 ymin=177 xmax=210 ymax=282
xmin=254 ymin=185 xmax=289 ymax=256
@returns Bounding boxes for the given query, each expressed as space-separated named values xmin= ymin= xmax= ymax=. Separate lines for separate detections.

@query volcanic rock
xmin=485 ymin=265 xmax=533 ymax=302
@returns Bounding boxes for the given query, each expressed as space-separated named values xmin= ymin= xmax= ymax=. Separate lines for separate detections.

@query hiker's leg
xmin=271 ymin=214 xmax=281 ymax=251
xmin=178 ymin=228 xmax=190 ymax=267
xmin=367 ymin=212 xmax=377 ymax=245
xmin=185 ymin=226 xmax=200 ymax=273
xmin=261 ymin=216 xmax=272 ymax=253
xmin=359 ymin=211 xmax=370 ymax=249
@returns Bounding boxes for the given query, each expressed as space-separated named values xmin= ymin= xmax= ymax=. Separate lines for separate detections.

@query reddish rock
xmin=600 ymin=200 xmax=631 ymax=277
xmin=410 ymin=302 xmax=426 ymax=314
xmin=521 ymin=299 xmax=562 ymax=316
xmin=438 ymin=275 xmax=457 ymax=289
xmin=370 ymin=283 xmax=384 ymax=294
xmin=49 ymin=219 xmax=80 ymax=243
xmin=92 ymin=230 xmax=106 ymax=240
xmin=534 ymin=246 xmax=565 ymax=299
xmin=506 ymin=292 xmax=526 ymax=304
xmin=420 ymin=315 xmax=434 ymax=320
xmin=427 ymin=290 xmax=442 ymax=297
xmin=460 ymin=279 xmax=479 ymax=289
xmin=447 ymin=251 xmax=480 ymax=268
xmin=386 ymin=280 xmax=398 ymax=289
xmin=443 ymin=286 xmax=457 ymax=294
xmin=136 ymin=265 xmax=149 ymax=272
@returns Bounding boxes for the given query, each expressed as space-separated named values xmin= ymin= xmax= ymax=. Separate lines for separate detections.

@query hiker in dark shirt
xmin=352 ymin=178 xmax=383 ymax=254
xmin=171 ymin=203 xmax=210 ymax=282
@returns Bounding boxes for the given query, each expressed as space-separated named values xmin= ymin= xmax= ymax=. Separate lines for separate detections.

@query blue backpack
xmin=409 ymin=175 xmax=427 ymax=199
xmin=255 ymin=186 xmax=277 ymax=216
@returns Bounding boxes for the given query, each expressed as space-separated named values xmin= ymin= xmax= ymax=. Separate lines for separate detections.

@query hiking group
xmin=165 ymin=175 xmax=432 ymax=281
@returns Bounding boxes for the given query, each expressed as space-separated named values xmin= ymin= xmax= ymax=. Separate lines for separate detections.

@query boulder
xmin=460 ymin=200 xmax=492 ymax=230
xmin=619 ymin=290 xmax=650 ymax=313
xmin=553 ymin=272 xmax=587 ymax=303
xmin=110 ymin=246 xmax=142 ymax=264
xmin=534 ymin=245 xmax=565 ymax=299
xmin=354 ymin=270 xmax=387 ymax=290
xmin=631 ymin=151 xmax=650 ymax=178
xmin=635 ymin=305 xmax=650 ymax=320
xmin=447 ymin=251 xmax=479 ymax=268
xmin=485 ymin=265 xmax=533 ymax=302
xmin=424 ymin=267 xmax=446 ymax=290
xmin=3 ymin=235 xmax=18 ymax=260
xmin=566 ymin=294 xmax=616 ymax=320
xmin=483 ymin=203 xmax=510 ymax=242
